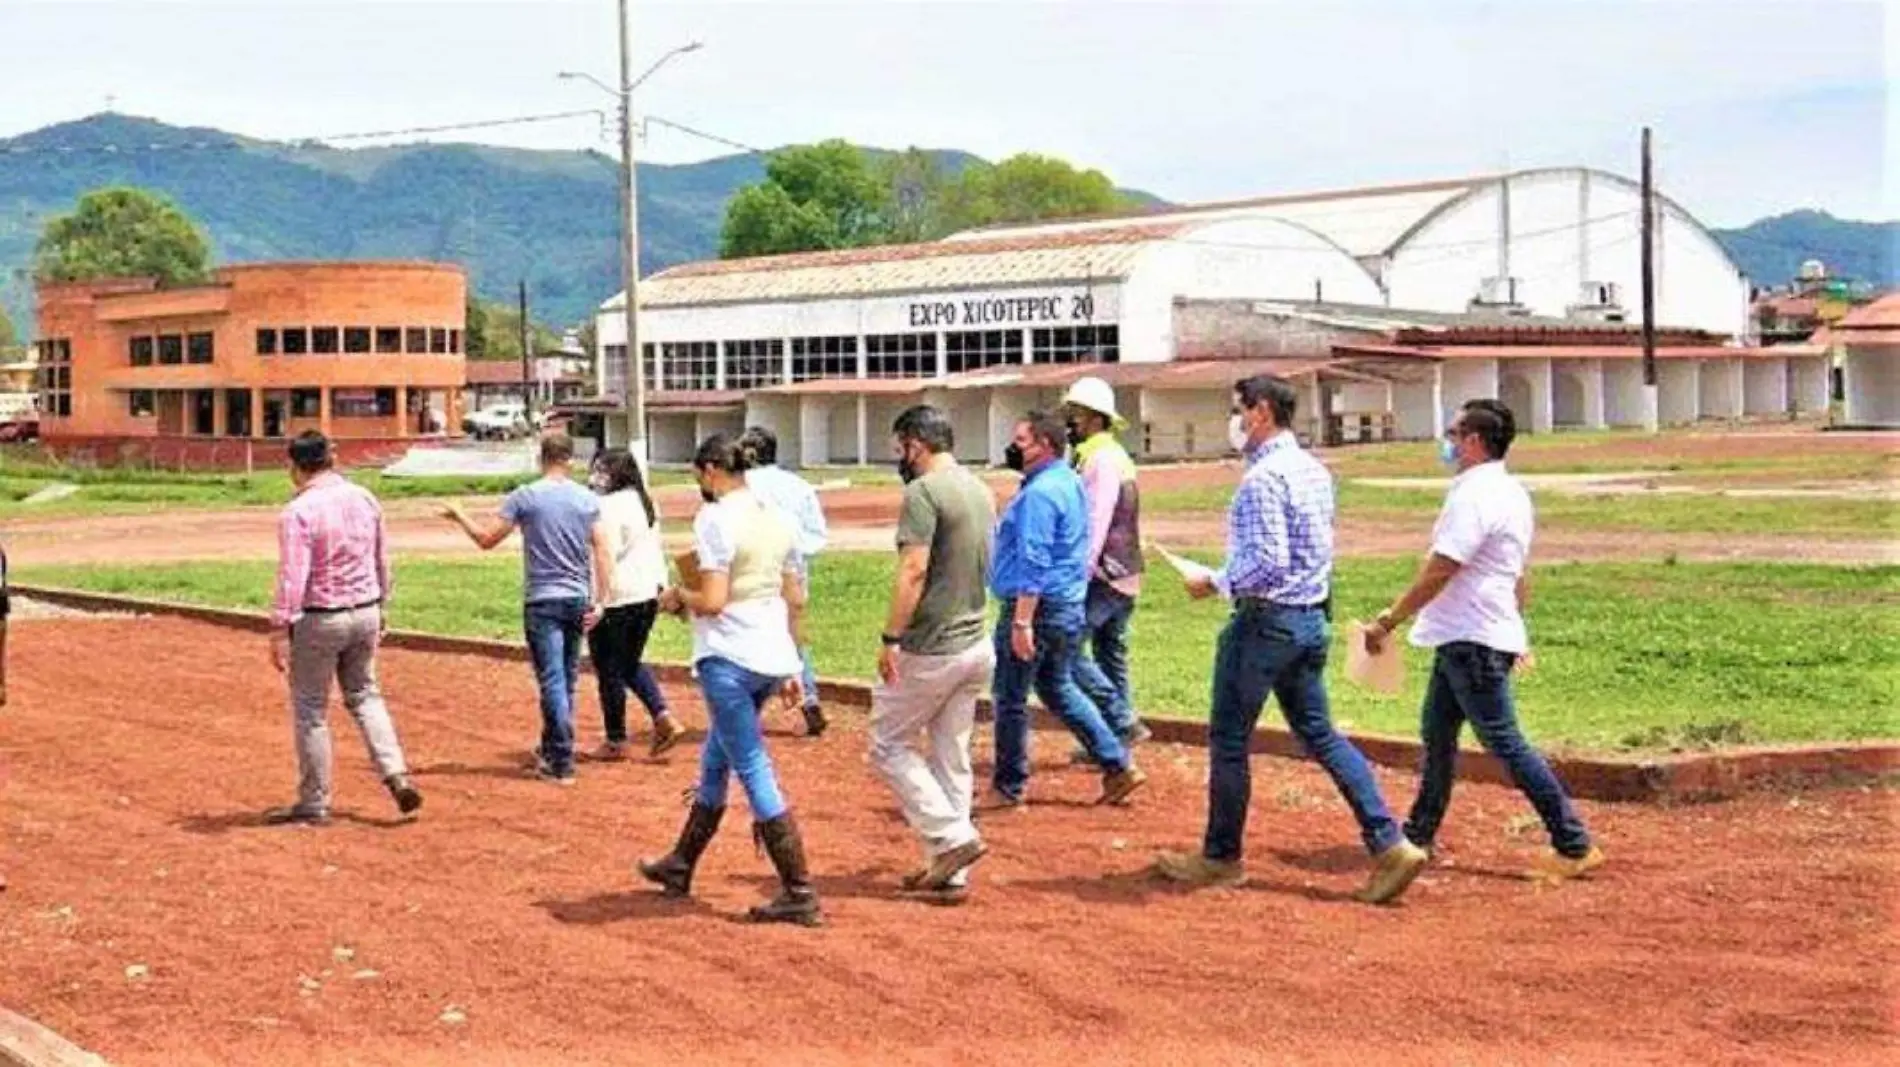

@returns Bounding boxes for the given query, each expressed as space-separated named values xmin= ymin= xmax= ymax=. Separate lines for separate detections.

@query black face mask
xmin=1065 ymin=420 xmax=1085 ymax=448
xmin=897 ymin=448 xmax=921 ymax=484
xmin=698 ymin=484 xmax=717 ymax=504
xmin=1003 ymin=442 xmax=1026 ymax=472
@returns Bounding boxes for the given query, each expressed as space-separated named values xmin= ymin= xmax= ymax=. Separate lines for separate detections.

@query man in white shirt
xmin=1365 ymin=398 xmax=1601 ymax=885
xmin=741 ymin=426 xmax=830 ymax=738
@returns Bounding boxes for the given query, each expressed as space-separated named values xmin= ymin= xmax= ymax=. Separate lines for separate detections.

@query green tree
xmin=955 ymin=154 xmax=1129 ymax=228
xmin=0 ymin=304 xmax=16 ymax=352
xmin=464 ymin=297 xmax=491 ymax=358
xmin=720 ymin=140 xmax=885 ymax=257
xmin=464 ymin=298 xmax=559 ymax=361
xmin=33 ymin=186 xmax=212 ymax=285
xmin=871 ymin=148 xmax=956 ymax=244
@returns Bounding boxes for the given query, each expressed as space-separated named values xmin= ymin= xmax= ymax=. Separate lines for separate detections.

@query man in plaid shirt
xmin=1155 ymin=374 xmax=1427 ymax=904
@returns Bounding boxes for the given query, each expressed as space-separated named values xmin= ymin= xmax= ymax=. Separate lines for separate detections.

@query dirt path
xmin=0 ymin=615 xmax=1893 ymax=1066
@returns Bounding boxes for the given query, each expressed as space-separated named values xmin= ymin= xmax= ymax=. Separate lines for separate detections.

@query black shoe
xmin=747 ymin=812 xmax=823 ymax=927
xmin=386 ymin=775 xmax=424 ymax=817
xmin=263 ymin=805 xmax=331 ymax=827
xmin=802 ymin=704 xmax=828 ymax=739
xmin=638 ymin=802 xmax=725 ymax=898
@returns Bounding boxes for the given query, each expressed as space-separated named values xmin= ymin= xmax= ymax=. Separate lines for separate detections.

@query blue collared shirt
xmin=989 ymin=458 xmax=1091 ymax=604
xmin=744 ymin=464 xmax=829 ymax=577
xmin=1215 ymin=431 xmax=1334 ymax=606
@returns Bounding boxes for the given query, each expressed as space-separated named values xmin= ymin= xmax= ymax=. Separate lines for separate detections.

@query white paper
xmin=1345 ymin=621 xmax=1406 ymax=696
xmin=1149 ymin=541 xmax=1217 ymax=584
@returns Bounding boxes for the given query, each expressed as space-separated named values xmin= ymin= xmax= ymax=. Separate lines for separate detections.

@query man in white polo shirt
xmin=1364 ymin=398 xmax=1602 ymax=884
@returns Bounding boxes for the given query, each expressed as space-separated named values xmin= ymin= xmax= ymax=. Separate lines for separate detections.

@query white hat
xmin=1062 ymin=376 xmax=1126 ymax=429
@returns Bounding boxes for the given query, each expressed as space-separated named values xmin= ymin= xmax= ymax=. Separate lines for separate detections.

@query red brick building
xmin=34 ymin=261 xmax=467 ymax=467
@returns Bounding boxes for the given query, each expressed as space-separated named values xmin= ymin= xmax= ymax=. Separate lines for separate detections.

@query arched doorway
xmin=1500 ymin=373 xmax=1534 ymax=431
xmin=1553 ymin=371 xmax=1586 ymax=427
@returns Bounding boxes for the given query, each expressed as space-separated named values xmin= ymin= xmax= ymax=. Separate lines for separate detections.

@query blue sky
xmin=1 ymin=0 xmax=1891 ymax=227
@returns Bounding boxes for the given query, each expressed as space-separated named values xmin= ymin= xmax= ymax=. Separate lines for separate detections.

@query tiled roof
xmin=607 ymin=223 xmax=1183 ymax=309
xmin=1335 ymin=343 xmax=1788 ymax=362
xmin=1838 ymin=293 xmax=1900 ymax=330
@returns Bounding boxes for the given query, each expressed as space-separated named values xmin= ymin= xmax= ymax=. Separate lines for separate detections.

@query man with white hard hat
xmin=1060 ymin=375 xmax=1151 ymax=761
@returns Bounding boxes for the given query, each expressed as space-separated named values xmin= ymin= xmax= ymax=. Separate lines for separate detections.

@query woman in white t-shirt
xmin=585 ymin=449 xmax=680 ymax=759
xmin=639 ymin=432 xmax=819 ymax=927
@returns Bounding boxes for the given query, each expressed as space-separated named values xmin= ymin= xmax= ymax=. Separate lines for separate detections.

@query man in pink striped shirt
xmin=266 ymin=431 xmax=421 ymax=825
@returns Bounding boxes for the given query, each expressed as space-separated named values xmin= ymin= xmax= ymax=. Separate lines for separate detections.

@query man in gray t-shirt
xmin=444 ymin=434 xmax=611 ymax=782
xmin=868 ymin=405 xmax=998 ymax=904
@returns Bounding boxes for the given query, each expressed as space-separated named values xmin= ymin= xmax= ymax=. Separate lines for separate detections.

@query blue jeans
xmin=1405 ymin=643 xmax=1592 ymax=858
xmin=525 ymin=597 xmax=588 ymax=776
xmin=991 ymin=596 xmax=1129 ymax=800
xmin=1205 ymin=601 xmax=1401 ymax=862
xmin=1072 ymin=582 xmax=1138 ymax=736
xmin=693 ymin=656 xmax=790 ymax=820
xmin=799 ymin=647 xmax=820 ymax=712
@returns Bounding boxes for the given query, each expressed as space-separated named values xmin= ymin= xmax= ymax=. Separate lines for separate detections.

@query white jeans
xmin=867 ymin=641 xmax=996 ymax=881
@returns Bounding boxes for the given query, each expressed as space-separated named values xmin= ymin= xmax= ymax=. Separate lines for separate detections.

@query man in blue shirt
xmin=987 ymin=410 xmax=1147 ymax=809
xmin=443 ymin=433 xmax=612 ymax=784
xmin=1154 ymin=375 xmax=1426 ymax=904
xmin=740 ymin=426 xmax=830 ymax=738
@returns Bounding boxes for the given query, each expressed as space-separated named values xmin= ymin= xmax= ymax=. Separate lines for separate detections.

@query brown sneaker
xmin=1152 ymin=851 xmax=1247 ymax=888
xmin=1528 ymin=846 xmax=1606 ymax=885
xmin=976 ymin=788 xmax=1026 ymax=815
xmin=1098 ymin=765 xmax=1148 ymax=806
xmin=649 ymin=713 xmax=684 ymax=758
xmin=587 ymin=741 xmax=631 ymax=763
xmin=920 ymin=839 xmax=987 ymax=890
xmin=1356 ymin=840 xmax=1430 ymax=905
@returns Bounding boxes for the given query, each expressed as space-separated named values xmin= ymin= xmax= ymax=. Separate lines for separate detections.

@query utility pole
xmin=617 ymin=0 xmax=646 ymax=463
xmin=519 ymin=279 xmax=535 ymax=433
xmin=1639 ymin=126 xmax=1660 ymax=433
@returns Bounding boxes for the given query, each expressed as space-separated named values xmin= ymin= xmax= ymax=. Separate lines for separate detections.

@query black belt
xmin=302 ymin=599 xmax=382 ymax=615
xmin=1234 ymin=595 xmax=1332 ymax=620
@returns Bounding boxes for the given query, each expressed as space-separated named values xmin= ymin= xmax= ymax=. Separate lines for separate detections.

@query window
xmin=128 ymin=389 xmax=156 ymax=417
xmin=603 ymin=344 xmax=629 ymax=398
xmin=790 ymin=335 xmax=859 ymax=382
xmin=290 ymin=388 xmax=321 ymax=417
xmin=375 ymin=327 xmax=402 ymax=354
xmin=331 ymin=388 xmax=397 ymax=418
xmin=344 ymin=327 xmax=372 ymax=354
xmin=281 ymin=328 xmax=308 ymax=355
xmin=311 ymin=327 xmax=339 ymax=354
xmin=36 ymin=337 xmax=71 ymax=418
xmin=724 ymin=339 xmax=784 ymax=390
xmin=187 ymin=332 xmax=214 ymax=364
xmin=864 ymin=334 xmax=934 ymax=379
xmin=430 ymin=328 xmax=448 ymax=354
xmin=257 ymin=328 xmax=278 ymax=356
xmin=1031 ymin=325 xmax=1119 ymax=365
xmin=130 ymin=336 xmax=155 ymax=366
xmin=449 ymin=329 xmax=461 ymax=354
xmin=660 ymin=341 xmax=718 ymax=391
xmin=155 ymin=334 xmax=183 ymax=365
xmin=641 ymin=343 xmax=657 ymax=389
xmin=944 ymin=330 xmax=1022 ymax=373
xmin=406 ymin=327 xmax=427 ymax=353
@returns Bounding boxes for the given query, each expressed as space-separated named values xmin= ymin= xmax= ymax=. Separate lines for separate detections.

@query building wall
xmin=1790 ymin=355 xmax=1830 ymax=416
xmin=1140 ymin=387 xmax=1233 ymax=459
xmin=1439 ymin=359 xmax=1500 ymax=428
xmin=1384 ymin=170 xmax=1750 ymax=337
xmin=36 ymin=263 xmax=465 ymax=446
xmin=1743 ymin=358 xmax=1788 ymax=416
xmin=1603 ymin=361 xmax=1648 ymax=426
xmin=1842 ymin=344 xmax=1900 ymax=427
xmin=1657 ymin=360 xmax=1701 ymax=425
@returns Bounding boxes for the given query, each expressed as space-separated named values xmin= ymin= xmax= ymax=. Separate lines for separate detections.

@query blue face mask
xmin=1438 ymin=437 xmax=1461 ymax=470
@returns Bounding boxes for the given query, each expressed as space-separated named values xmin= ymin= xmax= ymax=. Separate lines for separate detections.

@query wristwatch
xmin=1011 ymin=620 xmax=1034 ymax=631
xmin=880 ymin=632 xmax=904 ymax=647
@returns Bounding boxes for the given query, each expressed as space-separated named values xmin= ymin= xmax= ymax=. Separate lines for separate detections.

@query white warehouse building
xmin=594 ymin=167 xmax=1828 ymax=466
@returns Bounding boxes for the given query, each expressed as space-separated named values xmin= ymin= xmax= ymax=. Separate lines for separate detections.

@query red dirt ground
xmin=1 ymin=615 xmax=1894 ymax=1066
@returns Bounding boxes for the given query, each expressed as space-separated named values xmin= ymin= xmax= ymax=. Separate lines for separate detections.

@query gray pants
xmin=290 ymin=606 xmax=407 ymax=813
xmin=867 ymin=641 xmax=995 ymax=885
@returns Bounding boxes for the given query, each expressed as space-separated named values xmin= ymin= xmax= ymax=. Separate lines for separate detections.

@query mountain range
xmin=1 ymin=114 xmax=1893 ymax=332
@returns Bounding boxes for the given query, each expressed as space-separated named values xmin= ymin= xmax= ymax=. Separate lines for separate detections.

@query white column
xmin=856 ymin=393 xmax=869 ymax=465
xmin=1584 ymin=360 xmax=1606 ymax=429
xmin=1529 ymin=357 xmax=1554 ymax=433
xmin=1725 ymin=357 xmax=1745 ymax=420
xmin=933 ymin=331 xmax=946 ymax=379
xmin=1021 ymin=327 xmax=1033 ymax=366
xmin=986 ymin=388 xmax=1015 ymax=466
xmin=713 ymin=340 xmax=726 ymax=391
xmin=1430 ymin=363 xmax=1445 ymax=437
xmin=781 ymin=337 xmax=795 ymax=386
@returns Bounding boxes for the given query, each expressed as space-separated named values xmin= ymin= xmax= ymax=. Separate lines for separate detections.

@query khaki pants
xmin=867 ymin=641 xmax=995 ymax=884
xmin=290 ymin=606 xmax=407 ymax=813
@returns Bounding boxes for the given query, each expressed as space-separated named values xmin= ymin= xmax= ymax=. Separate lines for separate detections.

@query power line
xmin=643 ymin=115 xmax=762 ymax=156
xmin=312 ymin=108 xmax=609 ymax=143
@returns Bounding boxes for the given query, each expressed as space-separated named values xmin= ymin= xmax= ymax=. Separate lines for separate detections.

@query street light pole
xmin=615 ymin=0 xmax=645 ymax=463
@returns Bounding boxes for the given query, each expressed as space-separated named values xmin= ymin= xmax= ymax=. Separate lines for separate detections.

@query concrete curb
xmin=15 ymin=584 xmax=1898 ymax=803
xmin=0 ymin=1007 xmax=110 ymax=1067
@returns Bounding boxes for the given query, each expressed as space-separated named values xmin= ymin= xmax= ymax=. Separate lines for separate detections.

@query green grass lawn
xmin=18 ymin=553 xmax=1896 ymax=753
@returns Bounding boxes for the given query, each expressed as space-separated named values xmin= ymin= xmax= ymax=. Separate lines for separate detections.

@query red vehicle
xmin=0 ymin=415 xmax=39 ymax=443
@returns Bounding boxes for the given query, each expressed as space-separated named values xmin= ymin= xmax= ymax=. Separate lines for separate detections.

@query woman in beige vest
xmin=639 ymin=433 xmax=820 ymax=926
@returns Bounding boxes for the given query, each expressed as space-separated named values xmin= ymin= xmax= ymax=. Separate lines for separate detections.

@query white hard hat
xmin=1062 ymin=376 xmax=1126 ymax=429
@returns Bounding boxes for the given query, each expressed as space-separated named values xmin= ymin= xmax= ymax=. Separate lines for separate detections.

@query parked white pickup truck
xmin=462 ymin=403 xmax=531 ymax=440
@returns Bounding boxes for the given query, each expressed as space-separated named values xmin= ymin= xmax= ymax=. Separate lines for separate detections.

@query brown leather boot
xmin=747 ymin=812 xmax=823 ymax=927
xmin=637 ymin=802 xmax=725 ymax=897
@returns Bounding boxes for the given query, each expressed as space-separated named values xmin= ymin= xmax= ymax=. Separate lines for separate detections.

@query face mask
xmin=1065 ymin=420 xmax=1085 ymax=448
xmin=897 ymin=446 xmax=920 ymax=484
xmin=1003 ymin=442 xmax=1026 ymax=472
xmin=1438 ymin=437 xmax=1462 ymax=470
xmin=698 ymin=481 xmax=718 ymax=504
xmin=1227 ymin=414 xmax=1252 ymax=454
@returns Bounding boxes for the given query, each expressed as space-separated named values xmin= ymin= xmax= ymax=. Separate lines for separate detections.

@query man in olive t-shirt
xmin=868 ymin=405 xmax=998 ymax=903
